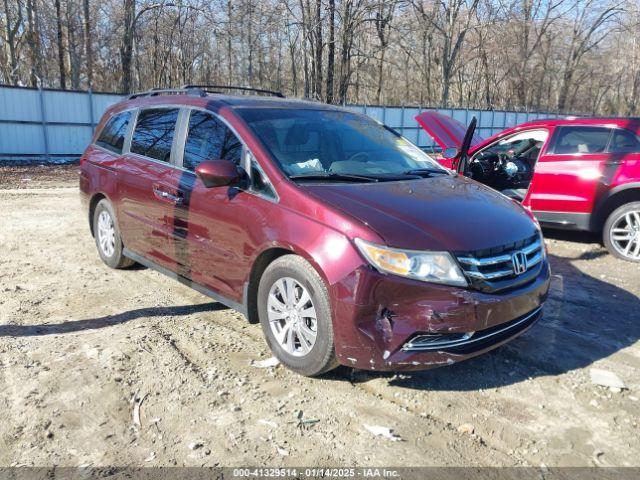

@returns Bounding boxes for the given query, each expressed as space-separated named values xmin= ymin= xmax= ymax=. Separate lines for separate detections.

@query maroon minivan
xmin=79 ymin=86 xmax=550 ymax=376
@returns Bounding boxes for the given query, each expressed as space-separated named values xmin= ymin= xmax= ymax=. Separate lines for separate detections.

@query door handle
xmin=153 ymin=185 xmax=183 ymax=205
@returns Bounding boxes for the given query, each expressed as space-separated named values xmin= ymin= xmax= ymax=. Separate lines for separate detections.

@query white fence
xmin=0 ymin=85 xmax=569 ymax=164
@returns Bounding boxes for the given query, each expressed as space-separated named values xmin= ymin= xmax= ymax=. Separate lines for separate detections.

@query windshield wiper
xmin=402 ymin=168 xmax=449 ymax=177
xmin=289 ymin=172 xmax=380 ymax=182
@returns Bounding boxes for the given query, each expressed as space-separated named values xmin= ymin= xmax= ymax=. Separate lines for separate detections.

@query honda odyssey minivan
xmin=79 ymin=86 xmax=550 ymax=376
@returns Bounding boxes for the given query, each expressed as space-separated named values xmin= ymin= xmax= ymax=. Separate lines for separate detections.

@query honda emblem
xmin=511 ymin=251 xmax=527 ymax=275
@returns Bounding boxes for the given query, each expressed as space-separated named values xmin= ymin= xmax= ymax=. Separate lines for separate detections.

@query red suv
xmin=417 ymin=112 xmax=640 ymax=262
xmin=80 ymin=86 xmax=550 ymax=376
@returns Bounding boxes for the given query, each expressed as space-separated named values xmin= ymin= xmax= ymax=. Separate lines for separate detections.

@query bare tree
xmin=54 ymin=0 xmax=67 ymax=88
xmin=326 ymin=0 xmax=336 ymax=103
xmin=2 ymin=0 xmax=640 ymax=115
xmin=557 ymin=0 xmax=622 ymax=111
xmin=25 ymin=0 xmax=41 ymax=86
xmin=3 ymin=0 xmax=23 ymax=83
xmin=83 ymin=0 xmax=93 ymax=88
xmin=374 ymin=0 xmax=395 ymax=103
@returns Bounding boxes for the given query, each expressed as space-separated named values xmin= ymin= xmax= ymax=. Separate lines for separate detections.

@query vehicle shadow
xmin=0 ymin=302 xmax=227 ymax=337
xmin=338 ymin=253 xmax=640 ymax=391
xmin=542 ymin=227 xmax=602 ymax=245
xmin=542 ymin=228 xmax=609 ymax=260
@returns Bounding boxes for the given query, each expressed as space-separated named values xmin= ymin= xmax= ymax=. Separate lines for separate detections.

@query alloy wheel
xmin=97 ymin=210 xmax=116 ymax=258
xmin=610 ymin=210 xmax=640 ymax=260
xmin=267 ymin=277 xmax=318 ymax=357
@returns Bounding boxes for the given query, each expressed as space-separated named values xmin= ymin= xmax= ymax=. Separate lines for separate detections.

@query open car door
xmin=415 ymin=111 xmax=484 ymax=169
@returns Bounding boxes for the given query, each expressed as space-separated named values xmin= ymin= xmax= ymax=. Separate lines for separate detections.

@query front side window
xmin=235 ymin=108 xmax=446 ymax=179
xmin=608 ymin=129 xmax=640 ymax=153
xmin=183 ymin=110 xmax=243 ymax=171
xmin=474 ymin=129 xmax=548 ymax=161
xmin=130 ymin=108 xmax=180 ymax=162
xmin=95 ymin=111 xmax=131 ymax=154
xmin=551 ymin=126 xmax=612 ymax=155
xmin=248 ymin=154 xmax=276 ymax=199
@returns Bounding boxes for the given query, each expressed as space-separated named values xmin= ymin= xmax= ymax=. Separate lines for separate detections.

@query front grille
xmin=402 ymin=306 xmax=542 ymax=353
xmin=455 ymin=234 xmax=544 ymax=293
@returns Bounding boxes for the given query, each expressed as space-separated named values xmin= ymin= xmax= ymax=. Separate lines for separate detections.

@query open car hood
xmin=415 ymin=111 xmax=484 ymax=151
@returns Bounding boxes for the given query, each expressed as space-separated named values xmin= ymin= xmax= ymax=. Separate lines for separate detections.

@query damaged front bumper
xmin=330 ymin=259 xmax=550 ymax=371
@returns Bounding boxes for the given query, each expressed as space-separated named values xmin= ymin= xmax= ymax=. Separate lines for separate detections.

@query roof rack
xmin=127 ymin=87 xmax=207 ymax=100
xmin=181 ymin=84 xmax=285 ymax=98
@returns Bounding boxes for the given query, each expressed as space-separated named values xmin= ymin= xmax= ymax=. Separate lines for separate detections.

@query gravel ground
xmin=0 ymin=167 xmax=638 ymax=468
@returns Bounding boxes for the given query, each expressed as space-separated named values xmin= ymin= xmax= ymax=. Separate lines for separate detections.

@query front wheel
xmin=257 ymin=255 xmax=338 ymax=377
xmin=603 ymin=202 xmax=640 ymax=262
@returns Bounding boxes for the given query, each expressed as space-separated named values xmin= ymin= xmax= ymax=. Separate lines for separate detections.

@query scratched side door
xmin=117 ymin=107 xmax=182 ymax=269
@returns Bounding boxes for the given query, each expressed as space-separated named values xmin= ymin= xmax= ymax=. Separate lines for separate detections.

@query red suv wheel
xmin=603 ymin=202 xmax=640 ymax=262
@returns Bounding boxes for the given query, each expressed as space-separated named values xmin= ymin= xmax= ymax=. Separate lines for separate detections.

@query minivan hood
xmin=302 ymin=176 xmax=538 ymax=252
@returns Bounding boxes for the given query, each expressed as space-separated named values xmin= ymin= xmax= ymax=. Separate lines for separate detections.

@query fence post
xmin=418 ymin=104 xmax=423 ymax=148
xmin=490 ymin=109 xmax=495 ymax=136
xmin=38 ymin=85 xmax=50 ymax=163
xmin=88 ymin=88 xmax=96 ymax=132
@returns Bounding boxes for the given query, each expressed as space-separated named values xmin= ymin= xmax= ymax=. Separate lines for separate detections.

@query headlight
xmin=354 ymin=238 xmax=468 ymax=287
xmin=539 ymin=230 xmax=548 ymax=259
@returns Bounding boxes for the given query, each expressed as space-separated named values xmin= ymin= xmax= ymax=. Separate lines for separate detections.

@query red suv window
xmin=608 ymin=129 xmax=640 ymax=153
xmin=550 ymin=126 xmax=611 ymax=154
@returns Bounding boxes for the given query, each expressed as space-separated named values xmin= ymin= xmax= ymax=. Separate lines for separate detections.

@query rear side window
xmin=551 ymin=126 xmax=611 ymax=154
xmin=183 ymin=110 xmax=243 ymax=171
xmin=130 ymin=108 xmax=180 ymax=162
xmin=95 ymin=111 xmax=131 ymax=154
xmin=608 ymin=129 xmax=640 ymax=153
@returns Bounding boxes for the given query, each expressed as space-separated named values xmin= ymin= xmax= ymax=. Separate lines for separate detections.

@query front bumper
xmin=330 ymin=259 xmax=550 ymax=371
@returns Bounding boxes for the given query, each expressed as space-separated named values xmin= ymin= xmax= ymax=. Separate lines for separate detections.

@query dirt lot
xmin=1 ymin=166 xmax=639 ymax=468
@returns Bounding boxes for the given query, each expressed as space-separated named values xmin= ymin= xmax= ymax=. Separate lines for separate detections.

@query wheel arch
xmin=88 ymin=192 xmax=111 ymax=237
xmin=244 ymin=237 xmax=349 ymax=324
xmin=592 ymin=183 xmax=640 ymax=231
xmin=245 ymin=247 xmax=294 ymax=324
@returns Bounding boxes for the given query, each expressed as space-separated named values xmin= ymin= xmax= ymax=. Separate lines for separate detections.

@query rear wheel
xmin=93 ymin=199 xmax=135 ymax=269
xmin=603 ymin=202 xmax=640 ymax=262
xmin=257 ymin=255 xmax=338 ymax=376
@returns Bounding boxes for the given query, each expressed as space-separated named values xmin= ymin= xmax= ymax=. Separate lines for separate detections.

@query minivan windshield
xmin=236 ymin=108 xmax=448 ymax=180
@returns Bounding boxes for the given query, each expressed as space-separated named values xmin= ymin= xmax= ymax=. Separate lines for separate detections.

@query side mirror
xmin=195 ymin=160 xmax=241 ymax=188
xmin=443 ymin=147 xmax=459 ymax=159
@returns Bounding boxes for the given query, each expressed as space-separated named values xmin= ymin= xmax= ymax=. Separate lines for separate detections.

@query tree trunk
xmin=3 ymin=0 xmax=22 ymax=83
xmin=325 ymin=0 xmax=335 ymax=103
xmin=227 ymin=0 xmax=233 ymax=83
xmin=55 ymin=0 xmax=67 ymax=89
xmin=376 ymin=49 xmax=385 ymax=104
xmin=247 ymin=0 xmax=253 ymax=83
xmin=557 ymin=62 xmax=575 ymax=112
xmin=83 ymin=0 xmax=93 ymax=88
xmin=66 ymin=0 xmax=81 ymax=89
xmin=314 ymin=0 xmax=323 ymax=99
xmin=26 ymin=0 xmax=40 ymax=87
xmin=120 ymin=0 xmax=135 ymax=93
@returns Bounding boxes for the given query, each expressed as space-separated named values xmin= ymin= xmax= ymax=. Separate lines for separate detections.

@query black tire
xmin=603 ymin=201 xmax=640 ymax=262
xmin=92 ymin=199 xmax=135 ymax=269
xmin=257 ymin=255 xmax=338 ymax=377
